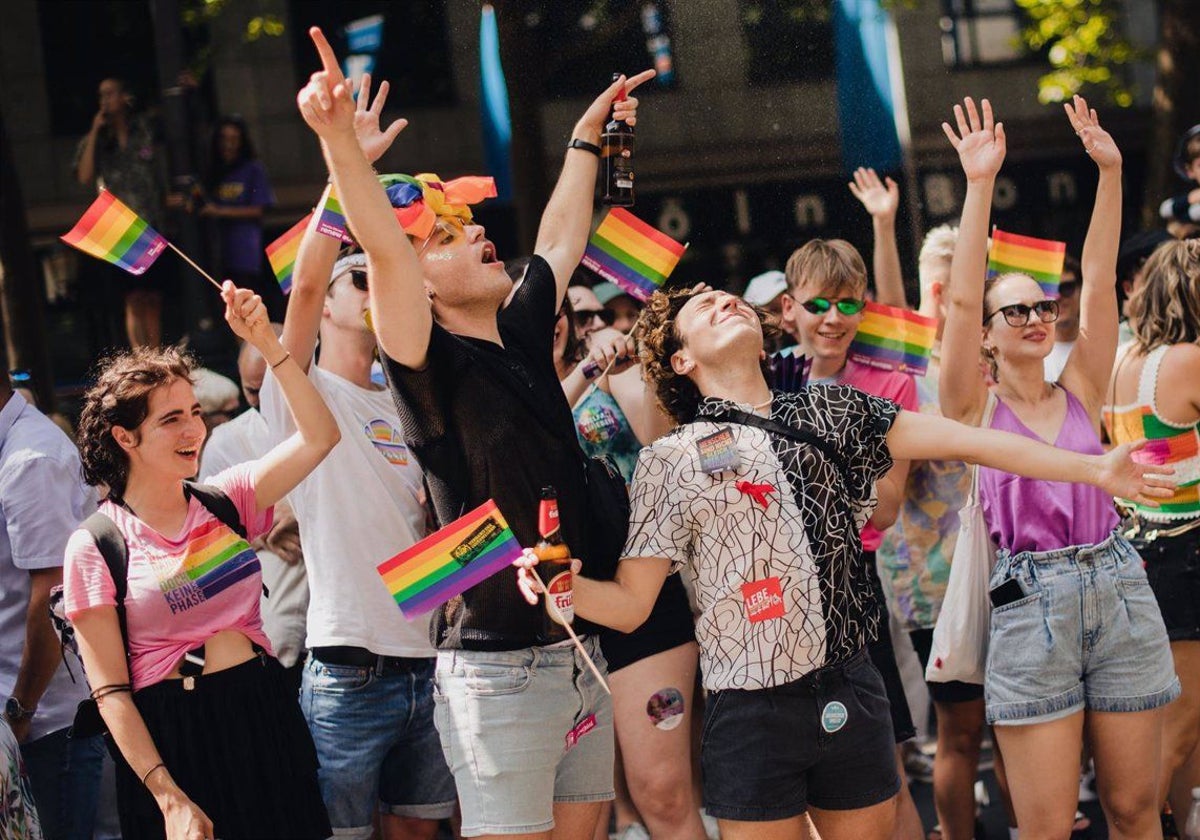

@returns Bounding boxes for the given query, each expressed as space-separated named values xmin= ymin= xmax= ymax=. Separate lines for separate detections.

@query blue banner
xmin=834 ymin=0 xmax=901 ymax=174
xmin=480 ymin=5 xmax=513 ymax=203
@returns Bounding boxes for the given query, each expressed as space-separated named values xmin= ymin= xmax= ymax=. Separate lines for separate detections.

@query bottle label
xmin=538 ymin=502 xmax=560 ymax=539
xmin=545 ymin=571 xmax=574 ymax=626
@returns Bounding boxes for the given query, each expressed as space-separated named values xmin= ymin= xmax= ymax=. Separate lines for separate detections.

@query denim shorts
xmin=700 ymin=650 xmax=900 ymax=821
xmin=433 ymin=637 xmax=615 ymax=837
xmin=301 ymin=655 xmax=456 ymax=837
xmin=985 ymin=531 xmax=1181 ymax=725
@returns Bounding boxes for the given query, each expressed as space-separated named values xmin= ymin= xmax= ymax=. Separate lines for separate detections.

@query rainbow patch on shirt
xmin=576 ymin=405 xmax=621 ymax=445
xmin=154 ymin=519 xmax=260 ymax=615
xmin=364 ymin=418 xmax=410 ymax=466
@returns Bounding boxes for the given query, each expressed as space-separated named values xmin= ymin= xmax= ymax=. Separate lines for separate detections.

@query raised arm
xmin=849 ymin=167 xmax=906 ymax=308
xmin=938 ymin=98 xmax=1006 ymax=425
xmin=284 ymin=72 xmax=408 ymax=372
xmin=535 ymin=69 xmax=655 ymax=302
xmin=1058 ymin=96 xmax=1122 ymax=416
xmin=297 ymin=28 xmax=430 ymax=368
xmin=886 ymin=409 xmax=1175 ymax=505
xmin=219 ymin=282 xmax=340 ymax=509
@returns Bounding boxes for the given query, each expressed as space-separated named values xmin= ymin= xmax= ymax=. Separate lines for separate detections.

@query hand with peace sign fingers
xmin=353 ymin=72 xmax=408 ymax=165
xmin=296 ymin=27 xmax=356 ymax=141
xmin=942 ymin=97 xmax=1006 ymax=184
xmin=1063 ymin=95 xmax=1121 ymax=171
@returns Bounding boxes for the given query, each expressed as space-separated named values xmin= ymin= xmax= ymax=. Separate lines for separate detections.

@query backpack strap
xmin=80 ymin=511 xmax=130 ymax=655
xmin=183 ymin=481 xmax=246 ymax=539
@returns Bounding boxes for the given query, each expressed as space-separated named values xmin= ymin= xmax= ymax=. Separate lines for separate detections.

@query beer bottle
xmin=601 ymin=73 xmax=635 ymax=207
xmin=534 ymin=486 xmax=574 ymax=642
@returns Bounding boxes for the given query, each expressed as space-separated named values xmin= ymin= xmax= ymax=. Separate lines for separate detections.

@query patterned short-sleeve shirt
xmin=622 ymin=387 xmax=900 ymax=691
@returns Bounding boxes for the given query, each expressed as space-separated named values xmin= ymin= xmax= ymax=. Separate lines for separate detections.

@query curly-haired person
xmin=517 ymin=286 xmax=1175 ymax=840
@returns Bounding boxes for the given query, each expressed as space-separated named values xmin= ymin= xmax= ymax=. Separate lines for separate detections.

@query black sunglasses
xmin=799 ymin=296 xmax=867 ymax=316
xmin=573 ymin=308 xmax=616 ymax=329
xmin=349 ymin=270 xmax=368 ymax=292
xmin=985 ymin=299 xmax=1059 ymax=327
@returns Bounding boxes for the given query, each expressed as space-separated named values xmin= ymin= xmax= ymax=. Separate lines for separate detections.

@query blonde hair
xmin=917 ymin=224 xmax=958 ymax=300
xmin=1128 ymin=239 xmax=1200 ymax=352
xmin=784 ymin=239 xmax=867 ymax=297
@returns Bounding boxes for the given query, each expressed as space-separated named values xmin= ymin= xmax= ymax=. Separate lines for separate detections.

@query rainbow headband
xmin=380 ymin=173 xmax=497 ymax=240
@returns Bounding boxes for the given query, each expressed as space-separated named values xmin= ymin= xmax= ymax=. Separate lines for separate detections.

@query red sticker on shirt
xmin=741 ymin=577 xmax=785 ymax=622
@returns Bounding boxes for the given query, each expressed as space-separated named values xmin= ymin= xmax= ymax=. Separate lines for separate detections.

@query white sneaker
xmin=700 ymin=808 xmax=721 ymax=840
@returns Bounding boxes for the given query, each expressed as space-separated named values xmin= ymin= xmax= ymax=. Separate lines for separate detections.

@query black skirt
xmin=113 ymin=655 xmax=331 ymax=840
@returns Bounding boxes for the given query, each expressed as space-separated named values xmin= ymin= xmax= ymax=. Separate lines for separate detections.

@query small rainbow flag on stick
xmin=849 ymin=302 xmax=938 ymax=377
xmin=987 ymin=228 xmax=1067 ymax=297
xmin=376 ymin=499 xmax=523 ymax=619
xmin=61 ymin=190 xmax=167 ymax=276
xmin=265 ymin=214 xmax=312 ymax=295
xmin=581 ymin=208 xmax=686 ymax=302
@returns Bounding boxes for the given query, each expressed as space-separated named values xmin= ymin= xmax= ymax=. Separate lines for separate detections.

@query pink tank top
xmin=979 ymin=387 xmax=1118 ymax=554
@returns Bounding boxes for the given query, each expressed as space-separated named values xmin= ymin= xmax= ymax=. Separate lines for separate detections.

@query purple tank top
xmin=979 ymin=387 xmax=1118 ymax=554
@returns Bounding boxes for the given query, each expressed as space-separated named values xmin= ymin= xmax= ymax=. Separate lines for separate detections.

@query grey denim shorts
xmin=985 ymin=531 xmax=1181 ymax=725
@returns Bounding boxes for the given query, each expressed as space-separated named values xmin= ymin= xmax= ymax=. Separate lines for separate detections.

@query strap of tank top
xmin=969 ymin=391 xmax=999 ymax=505
xmin=1137 ymin=344 xmax=1171 ymax=414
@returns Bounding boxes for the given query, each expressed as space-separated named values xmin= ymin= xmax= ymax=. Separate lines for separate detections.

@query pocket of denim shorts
xmin=990 ymin=590 xmax=1043 ymax=616
xmin=461 ymin=663 xmax=532 ymax=697
xmin=309 ymin=662 xmax=374 ymax=694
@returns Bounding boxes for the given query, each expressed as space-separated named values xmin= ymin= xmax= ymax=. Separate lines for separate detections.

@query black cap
xmin=1117 ymin=229 xmax=1173 ymax=282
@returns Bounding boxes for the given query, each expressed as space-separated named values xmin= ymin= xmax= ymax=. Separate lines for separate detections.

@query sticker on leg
xmin=646 ymin=688 xmax=685 ymax=731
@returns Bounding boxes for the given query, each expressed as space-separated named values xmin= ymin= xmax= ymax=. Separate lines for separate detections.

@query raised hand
xmin=1063 ymin=95 xmax=1120 ymax=170
xmin=942 ymin=97 xmax=1006 ymax=183
xmin=353 ymin=73 xmax=408 ymax=164
xmin=220 ymin=281 xmax=271 ymax=346
xmin=575 ymin=69 xmax=657 ymax=138
xmin=296 ymin=27 xmax=355 ymax=140
xmin=849 ymin=167 xmax=899 ymax=220
xmin=584 ymin=327 xmax=637 ymax=378
xmin=1096 ymin=440 xmax=1176 ymax=507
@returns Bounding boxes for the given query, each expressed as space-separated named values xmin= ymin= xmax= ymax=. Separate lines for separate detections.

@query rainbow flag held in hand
xmin=987 ymin=228 xmax=1067 ymax=297
xmin=376 ymin=499 xmax=523 ymax=619
xmin=849 ymin=302 xmax=937 ymax=377
xmin=581 ymin=208 xmax=686 ymax=302
xmin=314 ymin=190 xmax=355 ymax=243
xmin=265 ymin=214 xmax=312 ymax=295
xmin=61 ymin=190 xmax=167 ymax=276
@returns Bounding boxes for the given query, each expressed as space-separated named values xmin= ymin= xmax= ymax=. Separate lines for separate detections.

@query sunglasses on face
xmin=419 ymin=217 xmax=466 ymax=254
xmin=573 ymin=308 xmax=616 ymax=329
xmin=798 ymin=296 xmax=867 ymax=316
xmin=985 ymin=299 xmax=1059 ymax=327
xmin=330 ymin=269 xmax=368 ymax=291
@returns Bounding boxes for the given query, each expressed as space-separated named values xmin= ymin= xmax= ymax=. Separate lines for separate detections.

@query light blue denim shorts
xmin=433 ymin=636 xmax=615 ymax=837
xmin=985 ymin=531 xmax=1181 ymax=725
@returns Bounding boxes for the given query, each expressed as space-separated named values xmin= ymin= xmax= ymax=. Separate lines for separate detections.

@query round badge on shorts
xmin=821 ymin=700 xmax=848 ymax=733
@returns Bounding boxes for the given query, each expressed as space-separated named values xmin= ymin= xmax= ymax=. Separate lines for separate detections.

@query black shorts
xmin=113 ymin=656 xmax=331 ymax=840
xmin=864 ymin=551 xmax=916 ymax=743
xmin=908 ymin=627 xmax=985 ymax=704
xmin=1130 ymin=523 xmax=1200 ymax=641
xmin=700 ymin=650 xmax=900 ymax=821
xmin=600 ymin=571 xmax=696 ymax=673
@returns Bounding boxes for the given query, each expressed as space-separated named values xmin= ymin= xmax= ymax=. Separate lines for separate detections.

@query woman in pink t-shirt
xmin=65 ymin=283 xmax=339 ymax=840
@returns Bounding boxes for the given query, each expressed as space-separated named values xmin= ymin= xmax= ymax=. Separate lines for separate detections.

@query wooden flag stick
xmin=573 ymin=309 xmax=647 ymax=411
xmin=166 ymin=241 xmax=223 ymax=291
xmin=544 ymin=593 xmax=611 ymax=695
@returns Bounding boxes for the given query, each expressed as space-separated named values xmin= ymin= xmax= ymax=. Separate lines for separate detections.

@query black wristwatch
xmin=5 ymin=697 xmax=35 ymax=723
xmin=566 ymin=138 xmax=602 ymax=156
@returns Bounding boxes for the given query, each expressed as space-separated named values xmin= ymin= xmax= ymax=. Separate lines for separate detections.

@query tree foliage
xmin=1015 ymin=0 xmax=1137 ymax=106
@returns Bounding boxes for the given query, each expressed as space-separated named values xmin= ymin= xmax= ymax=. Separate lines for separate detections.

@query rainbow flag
xmin=376 ymin=499 xmax=523 ymax=619
xmin=849 ymin=302 xmax=937 ymax=377
xmin=581 ymin=208 xmax=686 ymax=302
xmin=61 ymin=190 xmax=167 ymax=276
xmin=315 ymin=190 xmax=354 ymax=243
xmin=987 ymin=228 xmax=1067 ymax=296
xmin=265 ymin=214 xmax=312 ymax=295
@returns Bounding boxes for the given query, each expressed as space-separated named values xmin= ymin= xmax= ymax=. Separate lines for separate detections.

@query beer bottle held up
xmin=534 ymin=486 xmax=574 ymax=642
xmin=601 ymin=72 xmax=635 ymax=207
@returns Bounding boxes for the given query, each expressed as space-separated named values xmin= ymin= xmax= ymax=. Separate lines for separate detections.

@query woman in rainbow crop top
xmin=63 ymin=283 xmax=340 ymax=840
xmin=939 ymin=95 xmax=1179 ymax=839
xmin=1104 ymin=238 xmax=1200 ymax=826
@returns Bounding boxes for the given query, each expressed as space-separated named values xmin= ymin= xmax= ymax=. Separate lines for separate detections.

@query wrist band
xmin=90 ymin=683 xmax=131 ymax=700
xmin=271 ymin=352 xmax=291 ymax=370
xmin=567 ymin=138 xmax=601 ymax=156
xmin=141 ymin=762 xmax=165 ymax=787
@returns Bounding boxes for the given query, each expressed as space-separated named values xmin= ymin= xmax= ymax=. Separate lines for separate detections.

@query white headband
xmin=330 ymin=253 xmax=368 ymax=285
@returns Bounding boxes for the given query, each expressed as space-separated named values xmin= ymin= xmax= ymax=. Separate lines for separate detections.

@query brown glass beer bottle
xmin=534 ymin=486 xmax=574 ymax=642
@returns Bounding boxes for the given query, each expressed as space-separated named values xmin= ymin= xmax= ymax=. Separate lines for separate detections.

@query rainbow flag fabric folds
xmin=581 ymin=208 xmax=686 ymax=302
xmin=265 ymin=214 xmax=312 ymax=295
xmin=376 ymin=499 xmax=523 ymax=619
xmin=987 ymin=228 xmax=1067 ymax=296
xmin=849 ymin=302 xmax=937 ymax=377
xmin=315 ymin=192 xmax=354 ymax=244
xmin=61 ymin=190 xmax=167 ymax=276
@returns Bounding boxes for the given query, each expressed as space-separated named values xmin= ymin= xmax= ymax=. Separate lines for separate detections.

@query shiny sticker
xmin=821 ymin=701 xmax=848 ymax=733
xmin=646 ymin=688 xmax=685 ymax=731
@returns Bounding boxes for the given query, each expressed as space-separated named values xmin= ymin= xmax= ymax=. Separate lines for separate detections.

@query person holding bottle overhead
xmin=602 ymin=72 xmax=636 ymax=207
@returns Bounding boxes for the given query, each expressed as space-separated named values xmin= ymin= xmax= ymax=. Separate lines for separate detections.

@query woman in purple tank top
xmin=938 ymin=96 xmax=1179 ymax=838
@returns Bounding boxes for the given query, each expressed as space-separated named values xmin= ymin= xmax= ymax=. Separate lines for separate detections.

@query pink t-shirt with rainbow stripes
xmin=63 ymin=464 xmax=274 ymax=690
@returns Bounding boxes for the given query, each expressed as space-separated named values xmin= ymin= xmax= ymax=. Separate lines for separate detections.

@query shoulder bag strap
xmin=183 ymin=481 xmax=247 ymax=539
xmin=80 ymin=511 xmax=130 ymax=655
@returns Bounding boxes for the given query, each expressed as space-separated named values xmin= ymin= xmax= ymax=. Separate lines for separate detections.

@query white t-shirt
xmin=0 ymin=393 xmax=96 ymax=739
xmin=261 ymin=365 xmax=434 ymax=656
xmin=199 ymin=408 xmax=309 ymax=667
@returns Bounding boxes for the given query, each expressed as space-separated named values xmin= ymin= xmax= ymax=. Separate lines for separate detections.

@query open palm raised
xmin=942 ymin=97 xmax=1006 ymax=183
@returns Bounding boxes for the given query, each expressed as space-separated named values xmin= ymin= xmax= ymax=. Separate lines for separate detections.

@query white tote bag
xmin=925 ymin=395 xmax=997 ymax=685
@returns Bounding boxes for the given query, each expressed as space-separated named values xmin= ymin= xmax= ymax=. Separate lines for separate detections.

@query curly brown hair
xmin=77 ymin=346 xmax=195 ymax=502
xmin=1129 ymin=239 xmax=1200 ymax=352
xmin=634 ymin=289 xmax=776 ymax=425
